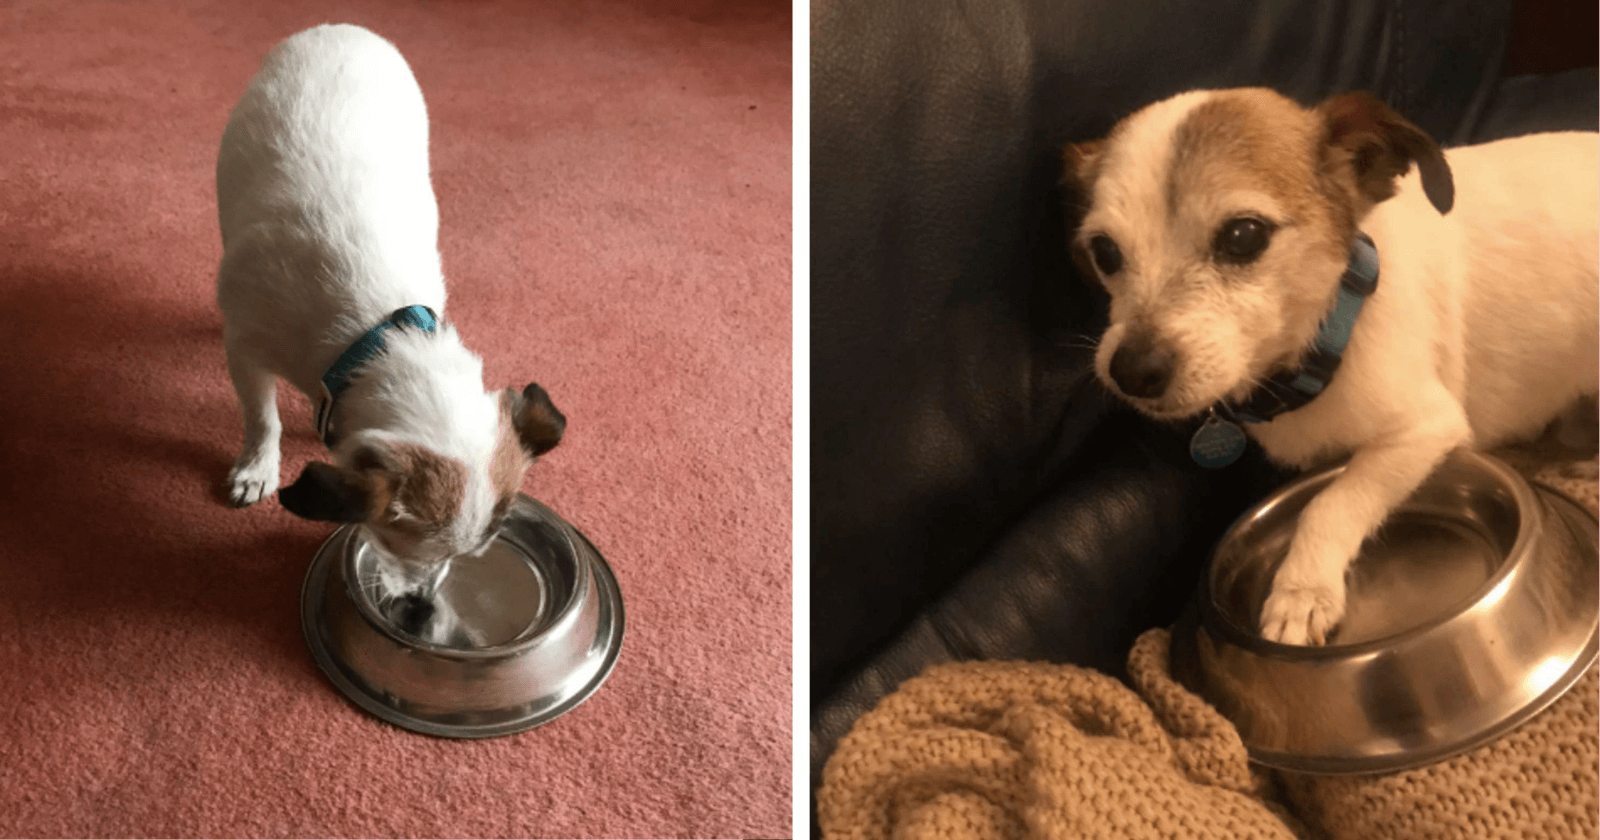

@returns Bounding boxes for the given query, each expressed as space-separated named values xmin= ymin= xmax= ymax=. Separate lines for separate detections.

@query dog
xmin=1061 ymin=88 xmax=1598 ymax=645
xmin=215 ymin=24 xmax=566 ymax=639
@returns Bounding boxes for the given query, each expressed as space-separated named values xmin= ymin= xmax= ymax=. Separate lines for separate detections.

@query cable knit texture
xmin=819 ymin=444 xmax=1597 ymax=840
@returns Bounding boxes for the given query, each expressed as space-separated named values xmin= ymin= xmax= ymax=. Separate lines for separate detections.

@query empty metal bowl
xmin=1171 ymin=449 xmax=1597 ymax=774
xmin=300 ymin=494 xmax=624 ymax=738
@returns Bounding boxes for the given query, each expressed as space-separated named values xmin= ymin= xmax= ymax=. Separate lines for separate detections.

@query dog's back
xmin=216 ymin=24 xmax=444 ymax=389
xmin=1440 ymin=132 xmax=1597 ymax=446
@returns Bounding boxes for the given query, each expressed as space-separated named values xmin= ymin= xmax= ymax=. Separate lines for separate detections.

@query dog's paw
xmin=1259 ymin=584 xmax=1345 ymax=646
xmin=225 ymin=458 xmax=279 ymax=508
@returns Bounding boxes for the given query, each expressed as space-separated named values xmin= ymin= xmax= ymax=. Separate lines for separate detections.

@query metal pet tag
xmin=1191 ymin=410 xmax=1246 ymax=469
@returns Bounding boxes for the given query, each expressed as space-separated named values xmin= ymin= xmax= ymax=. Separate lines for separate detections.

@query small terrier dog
xmin=216 ymin=24 xmax=565 ymax=630
xmin=1063 ymin=88 xmax=1598 ymax=645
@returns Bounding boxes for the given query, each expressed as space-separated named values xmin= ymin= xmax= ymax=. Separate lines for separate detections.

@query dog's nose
xmin=391 ymin=593 xmax=435 ymax=636
xmin=1109 ymin=334 xmax=1176 ymax=399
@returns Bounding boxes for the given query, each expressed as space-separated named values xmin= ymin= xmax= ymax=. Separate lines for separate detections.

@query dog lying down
xmin=1062 ymin=88 xmax=1598 ymax=645
xmin=215 ymin=24 xmax=566 ymax=642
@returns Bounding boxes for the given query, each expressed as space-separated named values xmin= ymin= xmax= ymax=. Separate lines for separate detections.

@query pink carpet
xmin=0 ymin=1 xmax=791 ymax=836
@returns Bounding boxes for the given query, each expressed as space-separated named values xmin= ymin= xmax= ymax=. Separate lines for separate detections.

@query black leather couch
xmin=809 ymin=0 xmax=1598 ymax=816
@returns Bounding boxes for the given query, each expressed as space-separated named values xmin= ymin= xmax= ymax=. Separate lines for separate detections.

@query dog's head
xmin=278 ymin=382 xmax=566 ymax=566
xmin=1062 ymin=88 xmax=1452 ymax=419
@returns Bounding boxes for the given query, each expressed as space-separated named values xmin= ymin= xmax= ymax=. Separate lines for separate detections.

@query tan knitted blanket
xmin=819 ymin=446 xmax=1599 ymax=840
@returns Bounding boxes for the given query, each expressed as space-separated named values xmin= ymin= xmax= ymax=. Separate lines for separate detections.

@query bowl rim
xmin=1200 ymin=449 xmax=1546 ymax=658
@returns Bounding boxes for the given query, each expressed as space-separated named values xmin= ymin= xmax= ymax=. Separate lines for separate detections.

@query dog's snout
xmin=1109 ymin=332 xmax=1177 ymax=399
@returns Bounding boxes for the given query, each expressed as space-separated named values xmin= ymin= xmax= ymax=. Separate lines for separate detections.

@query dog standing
xmin=216 ymin=24 xmax=566 ymax=635
xmin=1062 ymin=88 xmax=1598 ymax=645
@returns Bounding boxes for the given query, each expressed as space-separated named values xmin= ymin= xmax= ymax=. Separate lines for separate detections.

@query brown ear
xmin=1061 ymin=139 xmax=1108 ymax=284
xmin=1060 ymin=139 xmax=1105 ymax=213
xmin=1317 ymin=91 xmax=1453 ymax=215
xmin=1062 ymin=140 xmax=1104 ymax=183
xmin=277 ymin=445 xmax=397 ymax=522
xmin=506 ymin=382 xmax=566 ymax=457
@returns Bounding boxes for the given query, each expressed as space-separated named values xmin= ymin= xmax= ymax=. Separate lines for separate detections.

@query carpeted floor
xmin=0 ymin=1 xmax=791 ymax=837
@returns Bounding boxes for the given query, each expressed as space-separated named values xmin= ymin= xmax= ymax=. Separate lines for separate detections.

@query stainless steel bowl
xmin=300 ymin=494 xmax=624 ymax=738
xmin=1172 ymin=449 xmax=1597 ymax=774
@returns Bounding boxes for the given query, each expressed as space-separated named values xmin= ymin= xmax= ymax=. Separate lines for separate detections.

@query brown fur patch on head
xmin=390 ymin=444 xmax=468 ymax=527
xmin=1156 ymin=89 xmax=1450 ymax=278
xmin=493 ymin=389 xmax=536 ymax=511
xmin=1166 ymin=90 xmax=1351 ymax=236
xmin=352 ymin=440 xmax=468 ymax=531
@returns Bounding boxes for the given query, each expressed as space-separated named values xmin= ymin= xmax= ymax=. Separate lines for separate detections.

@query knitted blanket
xmin=818 ymin=446 xmax=1598 ymax=840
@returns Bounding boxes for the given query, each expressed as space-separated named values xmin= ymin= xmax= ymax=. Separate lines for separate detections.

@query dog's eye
xmin=1214 ymin=218 xmax=1273 ymax=264
xmin=1088 ymin=234 xmax=1123 ymax=276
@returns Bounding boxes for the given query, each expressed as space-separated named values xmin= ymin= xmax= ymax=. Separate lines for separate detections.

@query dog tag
xmin=1191 ymin=411 xmax=1247 ymax=469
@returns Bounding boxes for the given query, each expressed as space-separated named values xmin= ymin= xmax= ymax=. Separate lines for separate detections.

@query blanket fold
xmin=819 ymin=632 xmax=1310 ymax=839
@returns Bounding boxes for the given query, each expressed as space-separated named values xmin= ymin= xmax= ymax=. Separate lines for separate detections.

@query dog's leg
xmin=1260 ymin=391 xmax=1471 ymax=645
xmin=223 ymin=339 xmax=282 ymax=507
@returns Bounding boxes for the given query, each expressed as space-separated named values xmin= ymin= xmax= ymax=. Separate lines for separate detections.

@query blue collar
xmin=1190 ymin=233 xmax=1378 ymax=468
xmin=314 ymin=305 xmax=440 ymax=447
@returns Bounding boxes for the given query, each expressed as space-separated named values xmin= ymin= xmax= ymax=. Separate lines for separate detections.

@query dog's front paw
xmin=225 ymin=457 xmax=279 ymax=508
xmin=1259 ymin=583 xmax=1345 ymax=646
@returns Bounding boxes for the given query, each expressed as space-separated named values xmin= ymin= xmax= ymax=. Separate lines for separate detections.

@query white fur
xmin=215 ymin=25 xmax=508 ymax=631
xmin=1090 ymin=91 xmax=1218 ymax=313
xmin=1084 ymin=91 xmax=1598 ymax=645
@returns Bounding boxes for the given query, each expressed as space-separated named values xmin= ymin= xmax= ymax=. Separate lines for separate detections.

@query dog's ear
xmin=1061 ymin=139 xmax=1104 ymax=183
xmin=1060 ymin=139 xmax=1106 ymax=215
xmin=1061 ymin=139 xmax=1109 ymax=284
xmin=278 ymin=445 xmax=397 ymax=522
xmin=505 ymin=382 xmax=566 ymax=457
xmin=1317 ymin=91 xmax=1453 ymax=215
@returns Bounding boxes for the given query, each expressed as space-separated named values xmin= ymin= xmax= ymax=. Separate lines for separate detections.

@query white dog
xmin=215 ymin=24 xmax=565 ymax=635
xmin=1063 ymin=88 xmax=1598 ymax=645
